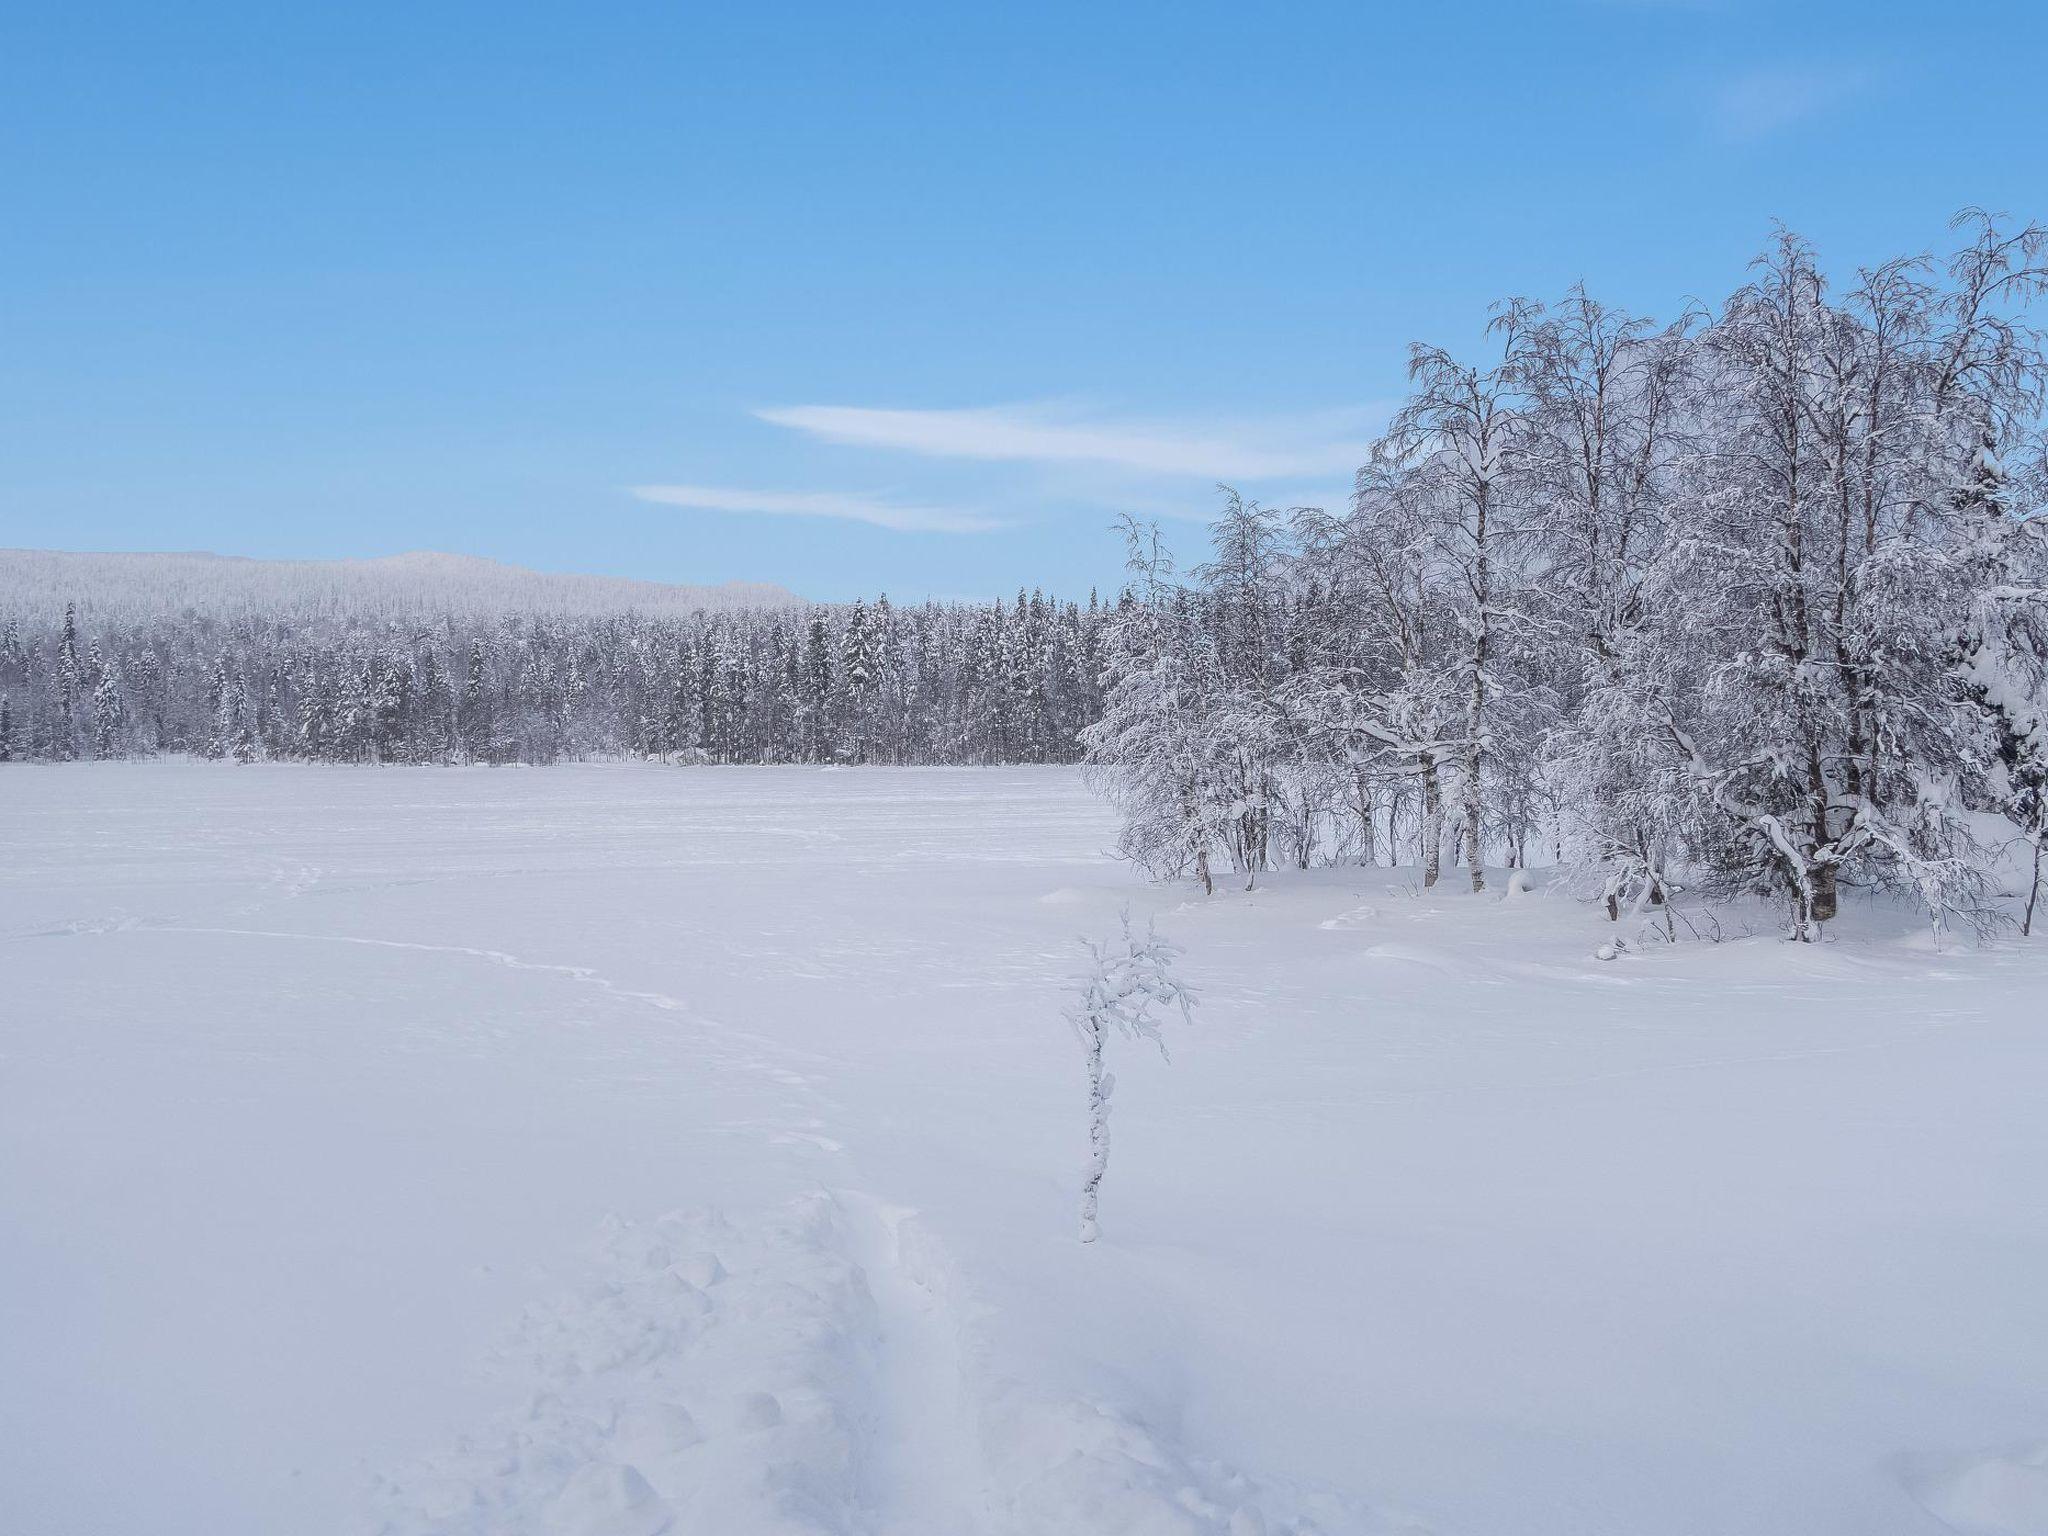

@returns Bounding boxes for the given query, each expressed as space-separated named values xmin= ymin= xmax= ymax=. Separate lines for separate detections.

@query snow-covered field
xmin=4 ymin=763 xmax=2047 ymax=1536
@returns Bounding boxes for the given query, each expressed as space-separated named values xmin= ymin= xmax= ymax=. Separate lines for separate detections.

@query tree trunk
xmin=2024 ymin=831 xmax=2042 ymax=938
xmin=1355 ymin=771 xmax=1376 ymax=867
xmin=1079 ymin=1022 xmax=1108 ymax=1243
xmin=1810 ymin=861 xmax=1837 ymax=924
xmin=1467 ymin=473 xmax=1492 ymax=895
xmin=1465 ymin=794 xmax=1484 ymax=894
xmin=1420 ymin=758 xmax=1442 ymax=888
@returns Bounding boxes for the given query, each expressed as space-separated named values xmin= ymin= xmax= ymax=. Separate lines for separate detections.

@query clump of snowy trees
xmin=1085 ymin=216 xmax=2048 ymax=938
xmin=0 ymin=593 xmax=1106 ymax=768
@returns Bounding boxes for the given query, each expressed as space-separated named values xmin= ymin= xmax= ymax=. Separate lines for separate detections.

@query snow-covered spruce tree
xmin=53 ymin=602 xmax=81 ymax=761
xmin=1067 ymin=910 xmax=1195 ymax=1244
xmin=459 ymin=637 xmax=491 ymax=761
xmin=1194 ymin=491 xmax=1296 ymax=887
xmin=88 ymin=643 xmax=125 ymax=759
xmin=840 ymin=597 xmax=880 ymax=762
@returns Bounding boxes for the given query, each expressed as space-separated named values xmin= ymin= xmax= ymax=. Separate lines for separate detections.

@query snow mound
xmin=1038 ymin=887 xmax=1095 ymax=907
xmin=1361 ymin=941 xmax=1505 ymax=984
xmin=1911 ymin=1442 xmax=2048 ymax=1536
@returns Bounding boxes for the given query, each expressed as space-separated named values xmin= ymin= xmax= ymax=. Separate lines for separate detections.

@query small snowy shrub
xmin=1067 ymin=911 xmax=1196 ymax=1244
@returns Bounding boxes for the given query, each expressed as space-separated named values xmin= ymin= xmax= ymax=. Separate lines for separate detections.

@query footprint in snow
xmin=1318 ymin=904 xmax=1380 ymax=931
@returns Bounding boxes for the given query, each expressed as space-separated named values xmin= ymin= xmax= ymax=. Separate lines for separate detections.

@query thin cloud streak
xmin=1708 ymin=63 xmax=1875 ymax=142
xmin=630 ymin=483 xmax=1002 ymax=534
xmin=756 ymin=403 xmax=1378 ymax=480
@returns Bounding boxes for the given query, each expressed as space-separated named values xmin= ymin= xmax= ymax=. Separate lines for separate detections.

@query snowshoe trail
xmin=367 ymin=1191 xmax=1407 ymax=1535
xmin=147 ymin=923 xmax=840 ymax=1089
xmin=834 ymin=1191 xmax=991 ymax=1536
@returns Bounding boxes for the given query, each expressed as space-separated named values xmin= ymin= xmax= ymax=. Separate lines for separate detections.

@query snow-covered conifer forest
xmin=0 ymin=584 xmax=1109 ymax=768
xmin=8 ymin=219 xmax=2048 ymax=1536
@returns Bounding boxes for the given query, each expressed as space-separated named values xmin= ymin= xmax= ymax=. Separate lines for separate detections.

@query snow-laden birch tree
xmin=1374 ymin=307 xmax=1537 ymax=892
xmin=1066 ymin=911 xmax=1195 ymax=1243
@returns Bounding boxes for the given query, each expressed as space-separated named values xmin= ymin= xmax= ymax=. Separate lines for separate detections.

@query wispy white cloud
xmin=632 ymin=402 xmax=1378 ymax=541
xmin=755 ymin=402 xmax=1379 ymax=481
xmin=1708 ymin=63 xmax=1875 ymax=142
xmin=1581 ymin=0 xmax=1722 ymax=11
xmin=629 ymin=483 xmax=1001 ymax=534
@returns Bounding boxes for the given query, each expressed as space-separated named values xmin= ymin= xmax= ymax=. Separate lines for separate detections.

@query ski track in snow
xmin=46 ymin=919 xmax=846 ymax=1078
xmin=8 ymin=910 xmax=155 ymax=940
xmin=3 ymin=850 xmax=326 ymax=940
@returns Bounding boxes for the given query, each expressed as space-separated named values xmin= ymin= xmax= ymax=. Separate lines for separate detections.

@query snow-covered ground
xmin=4 ymin=762 xmax=2047 ymax=1536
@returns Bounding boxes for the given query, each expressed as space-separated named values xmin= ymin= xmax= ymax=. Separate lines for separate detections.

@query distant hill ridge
xmin=0 ymin=548 xmax=801 ymax=622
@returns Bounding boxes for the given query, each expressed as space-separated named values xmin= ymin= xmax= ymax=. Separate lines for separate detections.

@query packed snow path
xmin=4 ymin=764 xmax=2047 ymax=1536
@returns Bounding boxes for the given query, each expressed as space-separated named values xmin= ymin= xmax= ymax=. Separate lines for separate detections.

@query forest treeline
xmin=0 ymin=593 xmax=1106 ymax=769
xmin=5 ymin=216 xmax=2046 ymax=938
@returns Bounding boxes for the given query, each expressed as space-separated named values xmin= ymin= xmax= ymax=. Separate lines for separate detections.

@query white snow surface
xmin=4 ymin=762 xmax=2047 ymax=1536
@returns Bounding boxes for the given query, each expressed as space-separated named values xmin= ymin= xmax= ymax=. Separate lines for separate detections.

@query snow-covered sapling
xmin=1067 ymin=911 xmax=1196 ymax=1243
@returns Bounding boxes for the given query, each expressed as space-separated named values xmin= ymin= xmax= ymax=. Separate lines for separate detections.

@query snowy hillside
xmin=0 ymin=548 xmax=798 ymax=622
xmin=5 ymin=762 xmax=2047 ymax=1536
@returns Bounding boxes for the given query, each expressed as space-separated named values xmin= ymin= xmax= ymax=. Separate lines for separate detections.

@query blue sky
xmin=2 ymin=1 xmax=2043 ymax=601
